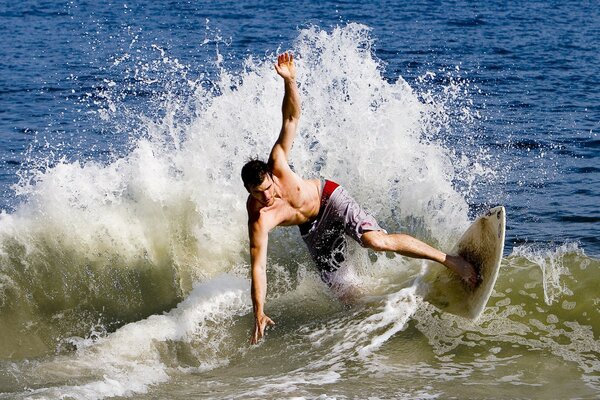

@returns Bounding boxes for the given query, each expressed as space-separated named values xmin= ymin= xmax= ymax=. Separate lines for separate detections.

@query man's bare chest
xmin=266 ymin=198 xmax=308 ymax=227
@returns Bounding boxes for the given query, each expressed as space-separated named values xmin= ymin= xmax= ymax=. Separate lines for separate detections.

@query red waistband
xmin=321 ymin=180 xmax=339 ymax=208
xmin=299 ymin=180 xmax=339 ymax=236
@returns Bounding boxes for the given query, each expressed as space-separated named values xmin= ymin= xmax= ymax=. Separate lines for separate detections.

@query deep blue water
xmin=1 ymin=0 xmax=598 ymax=255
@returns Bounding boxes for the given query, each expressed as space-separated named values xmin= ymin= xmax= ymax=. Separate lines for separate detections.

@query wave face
xmin=0 ymin=24 xmax=598 ymax=400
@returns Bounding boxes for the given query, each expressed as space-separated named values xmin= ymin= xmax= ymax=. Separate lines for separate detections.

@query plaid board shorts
xmin=298 ymin=180 xmax=385 ymax=284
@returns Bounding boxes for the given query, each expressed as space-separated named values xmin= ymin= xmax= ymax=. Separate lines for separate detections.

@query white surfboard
xmin=421 ymin=206 xmax=506 ymax=320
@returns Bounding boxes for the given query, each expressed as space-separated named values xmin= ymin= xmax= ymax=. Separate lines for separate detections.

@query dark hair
xmin=241 ymin=158 xmax=271 ymax=188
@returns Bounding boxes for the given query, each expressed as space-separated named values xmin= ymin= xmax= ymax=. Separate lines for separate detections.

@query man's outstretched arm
xmin=269 ymin=52 xmax=301 ymax=170
xmin=249 ymin=220 xmax=275 ymax=344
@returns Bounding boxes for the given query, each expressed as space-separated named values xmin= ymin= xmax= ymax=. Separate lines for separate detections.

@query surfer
xmin=243 ymin=52 xmax=478 ymax=344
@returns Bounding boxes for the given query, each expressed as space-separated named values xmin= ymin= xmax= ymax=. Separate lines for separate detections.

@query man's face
xmin=248 ymin=174 xmax=276 ymax=206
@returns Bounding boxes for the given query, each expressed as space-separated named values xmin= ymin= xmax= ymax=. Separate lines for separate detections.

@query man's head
xmin=241 ymin=159 xmax=275 ymax=206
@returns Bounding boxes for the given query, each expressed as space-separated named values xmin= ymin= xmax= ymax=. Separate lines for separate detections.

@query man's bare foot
xmin=444 ymin=255 xmax=479 ymax=289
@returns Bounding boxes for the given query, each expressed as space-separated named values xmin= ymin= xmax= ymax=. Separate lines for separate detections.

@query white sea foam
xmin=510 ymin=242 xmax=582 ymax=304
xmin=21 ymin=274 xmax=249 ymax=399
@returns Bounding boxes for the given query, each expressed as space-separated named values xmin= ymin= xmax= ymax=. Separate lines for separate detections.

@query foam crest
xmin=355 ymin=287 xmax=419 ymax=357
xmin=510 ymin=242 xmax=582 ymax=304
xmin=18 ymin=275 xmax=249 ymax=399
xmin=296 ymin=286 xmax=420 ymax=366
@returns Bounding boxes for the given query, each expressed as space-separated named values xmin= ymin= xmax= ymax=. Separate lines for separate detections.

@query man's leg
xmin=361 ymin=230 xmax=478 ymax=287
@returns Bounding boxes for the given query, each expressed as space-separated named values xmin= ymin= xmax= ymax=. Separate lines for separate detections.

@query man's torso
xmin=247 ymin=172 xmax=321 ymax=229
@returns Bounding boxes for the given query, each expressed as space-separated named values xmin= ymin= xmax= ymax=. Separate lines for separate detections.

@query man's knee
xmin=361 ymin=231 xmax=389 ymax=251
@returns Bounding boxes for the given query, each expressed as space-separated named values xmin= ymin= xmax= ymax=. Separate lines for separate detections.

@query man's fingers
xmin=250 ymin=316 xmax=275 ymax=345
xmin=259 ymin=317 xmax=274 ymax=333
xmin=276 ymin=52 xmax=293 ymax=66
xmin=250 ymin=327 xmax=258 ymax=345
xmin=251 ymin=321 xmax=263 ymax=345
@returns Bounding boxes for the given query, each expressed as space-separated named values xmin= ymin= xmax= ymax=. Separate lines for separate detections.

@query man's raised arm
xmin=269 ymin=52 xmax=301 ymax=169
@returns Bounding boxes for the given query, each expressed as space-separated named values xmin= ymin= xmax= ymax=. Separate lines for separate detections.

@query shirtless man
xmin=242 ymin=52 xmax=477 ymax=344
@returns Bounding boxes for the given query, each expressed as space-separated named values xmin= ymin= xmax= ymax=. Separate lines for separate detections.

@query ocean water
xmin=0 ymin=1 xmax=598 ymax=399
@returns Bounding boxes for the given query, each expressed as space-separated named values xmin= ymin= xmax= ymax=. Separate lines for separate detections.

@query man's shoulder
xmin=246 ymin=197 xmax=272 ymax=224
xmin=246 ymin=196 xmax=261 ymax=220
xmin=247 ymin=198 xmax=285 ymax=232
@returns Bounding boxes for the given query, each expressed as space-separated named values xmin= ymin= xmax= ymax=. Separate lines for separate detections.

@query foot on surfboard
xmin=445 ymin=254 xmax=480 ymax=289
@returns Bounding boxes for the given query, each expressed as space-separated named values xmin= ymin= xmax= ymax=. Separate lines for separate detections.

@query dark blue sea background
xmin=0 ymin=1 xmax=599 ymax=399
xmin=1 ymin=0 xmax=598 ymax=255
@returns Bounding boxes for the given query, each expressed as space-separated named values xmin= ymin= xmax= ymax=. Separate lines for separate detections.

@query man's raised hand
xmin=274 ymin=52 xmax=296 ymax=81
